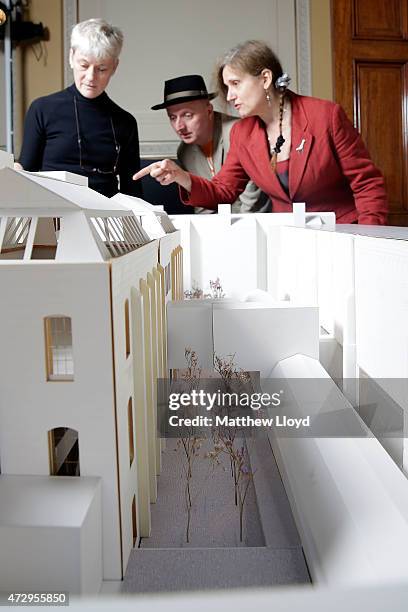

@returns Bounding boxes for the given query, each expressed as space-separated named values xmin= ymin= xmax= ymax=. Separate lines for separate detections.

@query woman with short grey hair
xmin=18 ymin=18 xmax=142 ymax=199
xmin=70 ymin=18 xmax=123 ymax=60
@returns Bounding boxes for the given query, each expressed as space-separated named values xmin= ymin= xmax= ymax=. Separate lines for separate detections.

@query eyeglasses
xmin=73 ymin=97 xmax=120 ymax=175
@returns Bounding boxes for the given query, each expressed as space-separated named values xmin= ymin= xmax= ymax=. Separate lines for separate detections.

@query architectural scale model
xmin=0 ymin=155 xmax=181 ymax=593
xmin=1 ymin=149 xmax=408 ymax=594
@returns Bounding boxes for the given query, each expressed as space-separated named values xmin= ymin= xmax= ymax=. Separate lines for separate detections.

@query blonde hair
xmin=71 ymin=18 xmax=123 ymax=60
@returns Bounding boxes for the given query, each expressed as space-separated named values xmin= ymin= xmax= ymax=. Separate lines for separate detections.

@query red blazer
xmin=182 ymin=93 xmax=388 ymax=224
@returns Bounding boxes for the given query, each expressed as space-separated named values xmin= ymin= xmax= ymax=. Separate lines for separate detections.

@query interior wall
xmin=78 ymin=0 xmax=299 ymax=144
xmin=22 ymin=0 xmax=63 ymax=111
xmin=310 ymin=0 xmax=333 ymax=100
xmin=0 ymin=0 xmax=63 ymax=156
xmin=3 ymin=0 xmax=334 ymax=156
xmin=0 ymin=38 xmax=24 ymax=155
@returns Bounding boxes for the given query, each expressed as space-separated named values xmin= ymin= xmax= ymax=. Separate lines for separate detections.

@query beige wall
xmin=13 ymin=0 xmax=63 ymax=155
xmin=22 ymin=0 xmax=63 ymax=111
xmin=310 ymin=0 xmax=333 ymax=100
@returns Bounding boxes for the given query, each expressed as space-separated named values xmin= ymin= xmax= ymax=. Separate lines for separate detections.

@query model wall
xmin=354 ymin=235 xmax=408 ymax=470
xmin=171 ymin=215 xmax=408 ymax=472
xmin=277 ymin=227 xmax=355 ymax=342
xmin=273 ymin=227 xmax=408 ymax=471
xmin=0 ymin=261 xmax=122 ymax=580
xmin=110 ymin=240 xmax=162 ymax=572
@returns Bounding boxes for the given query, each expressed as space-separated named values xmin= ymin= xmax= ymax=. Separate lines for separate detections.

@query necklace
xmin=267 ymin=133 xmax=286 ymax=156
xmin=73 ymin=96 xmax=120 ymax=175
xmin=268 ymin=97 xmax=290 ymax=168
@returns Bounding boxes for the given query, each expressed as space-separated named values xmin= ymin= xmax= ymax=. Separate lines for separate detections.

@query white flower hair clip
xmin=275 ymin=73 xmax=291 ymax=92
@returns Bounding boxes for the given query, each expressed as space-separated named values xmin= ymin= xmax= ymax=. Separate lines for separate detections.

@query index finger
xmin=132 ymin=163 xmax=156 ymax=181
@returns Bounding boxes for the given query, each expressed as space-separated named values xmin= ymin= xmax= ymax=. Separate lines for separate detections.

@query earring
xmin=265 ymin=89 xmax=272 ymax=106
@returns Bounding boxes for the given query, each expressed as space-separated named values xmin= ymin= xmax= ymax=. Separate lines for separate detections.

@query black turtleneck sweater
xmin=19 ymin=84 xmax=142 ymax=198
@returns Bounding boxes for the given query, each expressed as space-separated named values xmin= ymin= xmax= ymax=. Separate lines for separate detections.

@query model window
xmin=90 ymin=216 xmax=150 ymax=258
xmin=48 ymin=427 xmax=79 ymax=476
xmin=165 ymin=263 xmax=171 ymax=296
xmin=31 ymin=218 xmax=58 ymax=260
xmin=44 ymin=316 xmax=74 ymax=381
xmin=128 ymin=397 xmax=134 ymax=467
xmin=171 ymin=246 xmax=183 ymax=300
xmin=0 ymin=217 xmax=59 ymax=260
xmin=0 ymin=216 xmax=31 ymax=259
xmin=125 ymin=299 xmax=131 ymax=358
xmin=132 ymin=495 xmax=137 ymax=546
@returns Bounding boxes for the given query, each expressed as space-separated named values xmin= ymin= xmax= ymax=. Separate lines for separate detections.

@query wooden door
xmin=333 ymin=0 xmax=408 ymax=225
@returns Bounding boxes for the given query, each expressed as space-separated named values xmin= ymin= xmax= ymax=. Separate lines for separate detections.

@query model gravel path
xmin=123 ymin=434 xmax=310 ymax=592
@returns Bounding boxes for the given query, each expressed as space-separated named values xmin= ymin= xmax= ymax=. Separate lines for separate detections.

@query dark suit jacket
xmin=182 ymin=93 xmax=388 ymax=224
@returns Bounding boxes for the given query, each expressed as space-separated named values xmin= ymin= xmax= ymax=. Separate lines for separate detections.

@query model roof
xmin=0 ymin=167 xmax=131 ymax=215
xmin=0 ymin=168 xmax=151 ymax=262
xmin=112 ymin=193 xmax=177 ymax=238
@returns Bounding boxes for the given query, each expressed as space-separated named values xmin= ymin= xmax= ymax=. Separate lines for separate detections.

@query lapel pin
xmin=295 ymin=138 xmax=306 ymax=152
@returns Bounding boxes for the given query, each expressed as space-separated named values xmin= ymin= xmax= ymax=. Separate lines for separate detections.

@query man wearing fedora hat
xmin=152 ymin=74 xmax=266 ymax=213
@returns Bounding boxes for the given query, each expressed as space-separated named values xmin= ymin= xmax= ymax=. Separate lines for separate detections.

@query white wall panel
xmin=355 ymin=237 xmax=408 ymax=382
xmin=78 ymin=0 xmax=298 ymax=142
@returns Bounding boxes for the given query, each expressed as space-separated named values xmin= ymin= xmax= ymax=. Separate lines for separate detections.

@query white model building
xmin=167 ymin=213 xmax=408 ymax=585
xmin=1 ymin=154 xmax=408 ymax=594
xmin=0 ymin=165 xmax=182 ymax=593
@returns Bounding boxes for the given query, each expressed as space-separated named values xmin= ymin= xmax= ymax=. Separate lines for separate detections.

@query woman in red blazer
xmin=134 ymin=41 xmax=388 ymax=225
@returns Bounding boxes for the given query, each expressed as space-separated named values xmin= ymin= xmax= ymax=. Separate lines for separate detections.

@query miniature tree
xmin=184 ymin=277 xmax=225 ymax=300
xmin=184 ymin=282 xmax=205 ymax=300
xmin=176 ymin=347 xmax=202 ymax=543
xmin=207 ymin=435 xmax=254 ymax=542
xmin=209 ymin=277 xmax=225 ymax=299
xmin=213 ymin=352 xmax=251 ymax=504
xmin=208 ymin=352 xmax=254 ymax=541
xmin=213 ymin=352 xmax=250 ymax=390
